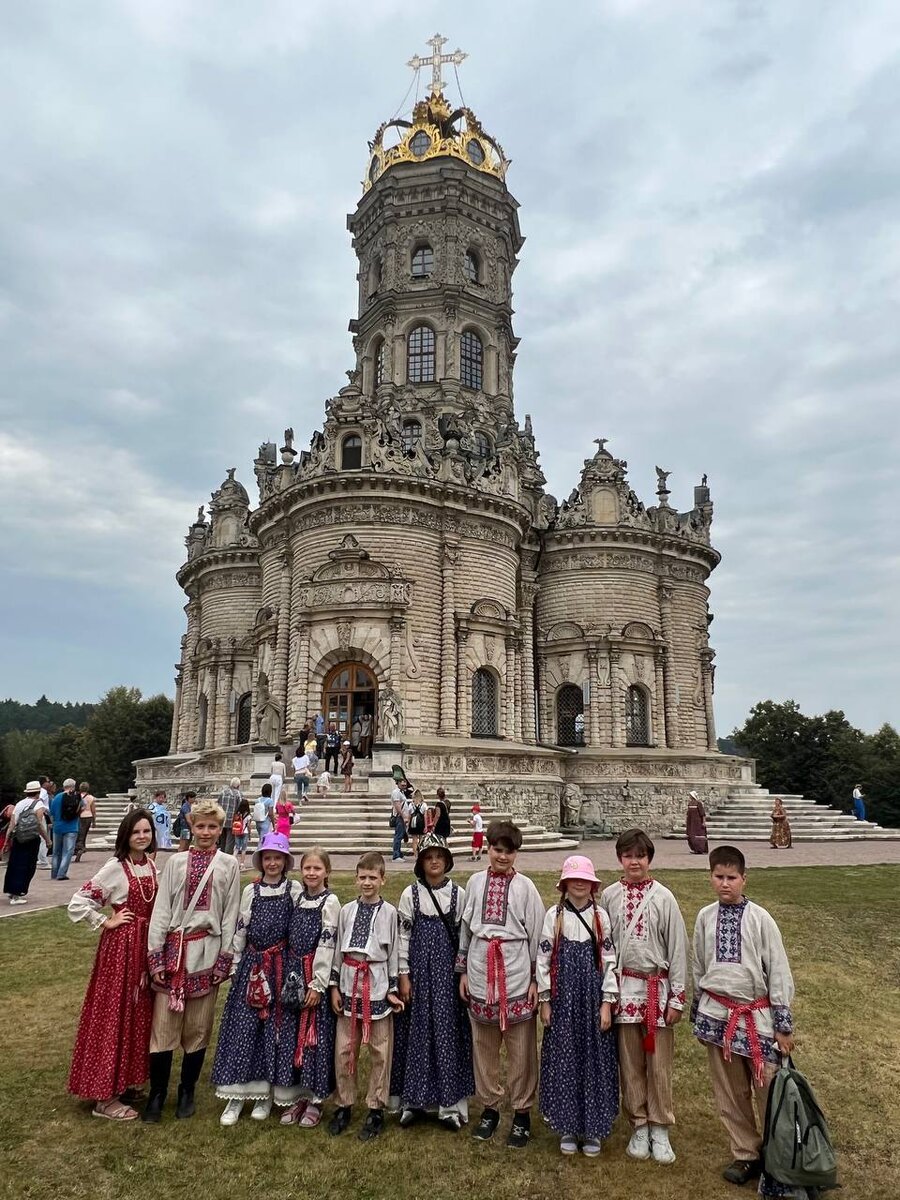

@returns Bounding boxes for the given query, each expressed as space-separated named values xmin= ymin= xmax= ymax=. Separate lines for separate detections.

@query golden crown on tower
xmin=363 ymin=34 xmax=510 ymax=192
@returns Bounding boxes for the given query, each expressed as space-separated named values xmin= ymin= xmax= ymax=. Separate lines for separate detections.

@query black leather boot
xmin=175 ymin=1048 xmax=206 ymax=1119
xmin=141 ymin=1051 xmax=173 ymax=1123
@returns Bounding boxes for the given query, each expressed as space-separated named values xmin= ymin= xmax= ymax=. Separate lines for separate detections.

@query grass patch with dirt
xmin=0 ymin=865 xmax=897 ymax=1200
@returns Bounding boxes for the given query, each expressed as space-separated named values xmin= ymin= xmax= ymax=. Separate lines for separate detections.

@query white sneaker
xmin=250 ymin=1096 xmax=273 ymax=1121
xmin=649 ymin=1124 xmax=676 ymax=1164
xmin=626 ymin=1125 xmax=651 ymax=1160
xmin=220 ymin=1099 xmax=244 ymax=1126
xmin=10 ymin=896 xmax=27 ymax=905
xmin=559 ymin=1134 xmax=578 ymax=1155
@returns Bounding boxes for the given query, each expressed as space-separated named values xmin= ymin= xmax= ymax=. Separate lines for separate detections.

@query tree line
xmin=727 ymin=699 xmax=899 ymax=827
xmin=0 ymin=687 xmax=173 ymax=802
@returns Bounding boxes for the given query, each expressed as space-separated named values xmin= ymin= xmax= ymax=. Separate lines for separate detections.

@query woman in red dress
xmin=67 ymin=809 xmax=158 ymax=1120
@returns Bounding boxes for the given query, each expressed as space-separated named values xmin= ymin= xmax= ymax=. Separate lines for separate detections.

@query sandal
xmin=93 ymin=1100 xmax=139 ymax=1121
xmin=280 ymin=1099 xmax=308 ymax=1126
xmin=299 ymin=1102 xmax=322 ymax=1128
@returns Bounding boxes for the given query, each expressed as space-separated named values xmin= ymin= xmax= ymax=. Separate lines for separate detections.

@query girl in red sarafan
xmin=66 ymin=810 xmax=159 ymax=1120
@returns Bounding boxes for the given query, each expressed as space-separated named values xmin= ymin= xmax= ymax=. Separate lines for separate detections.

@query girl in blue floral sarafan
xmin=212 ymin=832 xmax=298 ymax=1125
xmin=537 ymin=855 xmax=620 ymax=1158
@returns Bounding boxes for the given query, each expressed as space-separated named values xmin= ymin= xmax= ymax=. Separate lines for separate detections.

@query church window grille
xmin=408 ymin=325 xmax=436 ymax=383
xmin=401 ymin=420 xmax=422 ymax=452
xmin=341 ymin=434 xmax=363 ymax=470
xmin=473 ymin=430 xmax=491 ymax=458
xmin=410 ymin=130 xmax=431 ymax=157
xmin=235 ymin=692 xmax=252 ymax=744
xmin=464 ymin=250 xmax=480 ymax=283
xmin=411 ymin=244 xmax=434 ymax=278
xmin=472 ymin=668 xmax=498 ymax=737
xmin=556 ymin=684 xmax=584 ymax=746
xmin=373 ymin=339 xmax=385 ymax=387
xmin=461 ymin=330 xmax=483 ymax=390
xmin=626 ymin=685 xmax=650 ymax=746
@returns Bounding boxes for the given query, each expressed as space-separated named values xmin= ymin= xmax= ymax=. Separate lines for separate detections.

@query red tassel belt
xmin=294 ymin=950 xmax=318 ymax=1068
xmin=621 ymin=967 xmax=669 ymax=1053
xmin=705 ymin=990 xmax=771 ymax=1085
xmin=255 ymin=939 xmax=287 ymax=1025
xmin=166 ymin=929 xmax=210 ymax=1013
xmin=344 ymin=955 xmax=372 ymax=1066
xmin=486 ymin=937 xmax=509 ymax=1031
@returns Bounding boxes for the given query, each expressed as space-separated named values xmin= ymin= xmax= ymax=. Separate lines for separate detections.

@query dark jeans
xmin=325 ymin=748 xmax=339 ymax=774
xmin=75 ymin=817 xmax=92 ymax=858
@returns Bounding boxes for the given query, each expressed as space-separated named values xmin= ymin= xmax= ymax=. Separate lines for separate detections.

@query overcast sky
xmin=2 ymin=0 xmax=899 ymax=737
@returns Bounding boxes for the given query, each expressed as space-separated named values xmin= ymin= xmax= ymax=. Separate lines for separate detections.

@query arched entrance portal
xmin=322 ymin=662 xmax=378 ymax=757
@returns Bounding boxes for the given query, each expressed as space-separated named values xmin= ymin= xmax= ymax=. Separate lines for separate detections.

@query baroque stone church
xmin=136 ymin=39 xmax=750 ymax=833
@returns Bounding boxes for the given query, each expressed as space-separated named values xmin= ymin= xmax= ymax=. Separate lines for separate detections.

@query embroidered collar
xmin=621 ymin=876 xmax=653 ymax=890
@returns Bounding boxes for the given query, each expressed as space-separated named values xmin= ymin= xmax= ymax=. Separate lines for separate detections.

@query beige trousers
xmin=617 ymin=1023 xmax=675 ymax=1128
xmin=149 ymin=989 xmax=219 ymax=1054
xmin=334 ymin=1016 xmax=393 ymax=1109
xmin=469 ymin=1015 xmax=538 ymax=1111
xmin=706 ymin=1043 xmax=777 ymax=1160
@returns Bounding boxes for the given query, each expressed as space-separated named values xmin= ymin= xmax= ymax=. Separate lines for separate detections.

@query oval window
xmin=467 ymin=139 xmax=485 ymax=165
xmin=410 ymin=130 xmax=431 ymax=157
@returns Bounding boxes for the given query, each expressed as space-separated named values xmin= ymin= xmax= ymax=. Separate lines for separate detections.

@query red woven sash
xmin=344 ymin=955 xmax=372 ymax=1064
xmin=621 ymin=966 xmax=669 ymax=1053
xmin=167 ymin=930 xmax=209 ymax=1013
xmin=486 ymin=937 xmax=509 ymax=1031
xmin=294 ymin=950 xmax=318 ymax=1068
xmin=706 ymin=990 xmax=771 ymax=1085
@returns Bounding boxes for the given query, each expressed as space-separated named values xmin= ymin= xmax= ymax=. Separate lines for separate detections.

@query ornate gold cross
xmin=407 ymin=33 xmax=467 ymax=94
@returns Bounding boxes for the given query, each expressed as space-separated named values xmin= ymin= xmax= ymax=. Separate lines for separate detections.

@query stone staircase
xmin=88 ymin=787 xmax=578 ymax=857
xmin=667 ymin=783 xmax=899 ymax=842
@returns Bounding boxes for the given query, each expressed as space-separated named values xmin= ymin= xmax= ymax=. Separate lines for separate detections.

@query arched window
xmin=626 ymin=685 xmax=650 ymax=746
xmin=410 ymin=130 xmax=431 ymax=157
xmin=341 ymin=434 xmax=363 ymax=470
xmin=373 ymin=339 xmax=385 ymax=388
xmin=472 ymin=668 xmax=498 ymax=737
xmin=401 ymin=419 xmax=422 ymax=452
xmin=460 ymin=330 xmax=483 ymax=390
xmin=197 ymin=694 xmax=208 ymax=750
xmin=235 ymin=692 xmax=252 ymax=744
xmin=407 ymin=325 xmax=436 ymax=383
xmin=473 ymin=430 xmax=491 ymax=458
xmin=464 ymin=250 xmax=480 ymax=283
xmin=368 ymin=255 xmax=382 ymax=295
xmin=556 ymin=684 xmax=584 ymax=746
xmin=411 ymin=243 xmax=433 ymax=278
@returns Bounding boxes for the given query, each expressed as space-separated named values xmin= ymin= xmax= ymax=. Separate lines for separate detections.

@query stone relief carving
xmin=379 ymin=688 xmax=403 ymax=741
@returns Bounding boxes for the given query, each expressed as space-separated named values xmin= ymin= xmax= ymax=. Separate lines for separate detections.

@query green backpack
xmin=762 ymin=1058 xmax=838 ymax=1191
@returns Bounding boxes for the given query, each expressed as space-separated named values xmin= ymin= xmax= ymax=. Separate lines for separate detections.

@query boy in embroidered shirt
xmin=328 ymin=851 xmax=402 ymax=1142
xmin=692 ymin=845 xmax=796 ymax=1191
xmin=144 ymin=800 xmax=241 ymax=1122
xmin=457 ymin=820 xmax=544 ymax=1149
xmin=600 ymin=828 xmax=687 ymax=1165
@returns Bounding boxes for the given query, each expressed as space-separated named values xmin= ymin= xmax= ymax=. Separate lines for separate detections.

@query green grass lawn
xmin=1 ymin=865 xmax=897 ymax=1200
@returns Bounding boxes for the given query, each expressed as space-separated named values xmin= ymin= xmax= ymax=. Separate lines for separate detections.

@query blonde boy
xmin=144 ymin=800 xmax=241 ymax=1122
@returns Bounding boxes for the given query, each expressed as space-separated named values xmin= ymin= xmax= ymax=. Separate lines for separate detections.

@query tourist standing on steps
xmin=325 ymin=723 xmax=341 ymax=774
xmin=50 ymin=779 xmax=82 ymax=881
xmin=150 ymin=790 xmax=173 ymax=851
xmin=66 ymin=809 xmax=159 ymax=1121
xmin=314 ymin=711 xmax=326 ymax=759
xmin=218 ymin=777 xmax=243 ymax=854
xmin=852 ymin=783 xmax=866 ymax=822
xmin=431 ymin=788 xmax=452 ymax=838
xmin=769 ymin=797 xmax=792 ymax=849
xmin=390 ymin=782 xmax=411 ymax=861
xmin=3 ymin=780 xmax=51 ymax=905
xmin=269 ymin=753 xmax=286 ymax=805
xmin=340 ymin=741 xmax=354 ymax=794
xmin=407 ymin=790 xmax=427 ymax=859
xmin=685 ymin=791 xmax=708 ymax=855
xmin=74 ymin=782 xmax=95 ymax=862
xmin=176 ymin=791 xmax=196 ymax=852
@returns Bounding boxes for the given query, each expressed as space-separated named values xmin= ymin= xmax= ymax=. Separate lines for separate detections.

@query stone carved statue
xmin=254 ymin=672 xmax=281 ymax=745
xmin=655 ymin=466 xmax=671 ymax=491
xmin=379 ymin=688 xmax=403 ymax=742
xmin=561 ymin=782 xmax=584 ymax=827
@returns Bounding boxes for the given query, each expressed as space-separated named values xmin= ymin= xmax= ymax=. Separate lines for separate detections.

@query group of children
xmin=65 ymin=800 xmax=799 ymax=1193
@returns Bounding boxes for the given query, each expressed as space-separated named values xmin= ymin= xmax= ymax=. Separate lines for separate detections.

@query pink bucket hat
xmin=557 ymin=854 xmax=601 ymax=891
xmin=252 ymin=831 xmax=294 ymax=873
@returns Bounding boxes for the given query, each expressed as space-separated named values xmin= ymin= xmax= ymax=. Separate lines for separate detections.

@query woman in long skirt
xmin=537 ymin=856 xmax=619 ymax=1156
xmin=685 ymin=790 xmax=709 ymax=854
xmin=769 ymin=797 xmax=793 ymax=848
xmin=67 ymin=810 xmax=159 ymax=1119
xmin=279 ymin=848 xmax=341 ymax=1128
xmin=3 ymin=782 xmax=51 ymax=904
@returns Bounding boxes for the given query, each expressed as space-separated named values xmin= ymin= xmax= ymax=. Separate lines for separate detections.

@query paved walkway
xmin=3 ymin=838 xmax=898 ymax=919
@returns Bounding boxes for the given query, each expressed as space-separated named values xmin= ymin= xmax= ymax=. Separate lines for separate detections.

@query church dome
xmin=364 ymin=36 xmax=509 ymax=193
